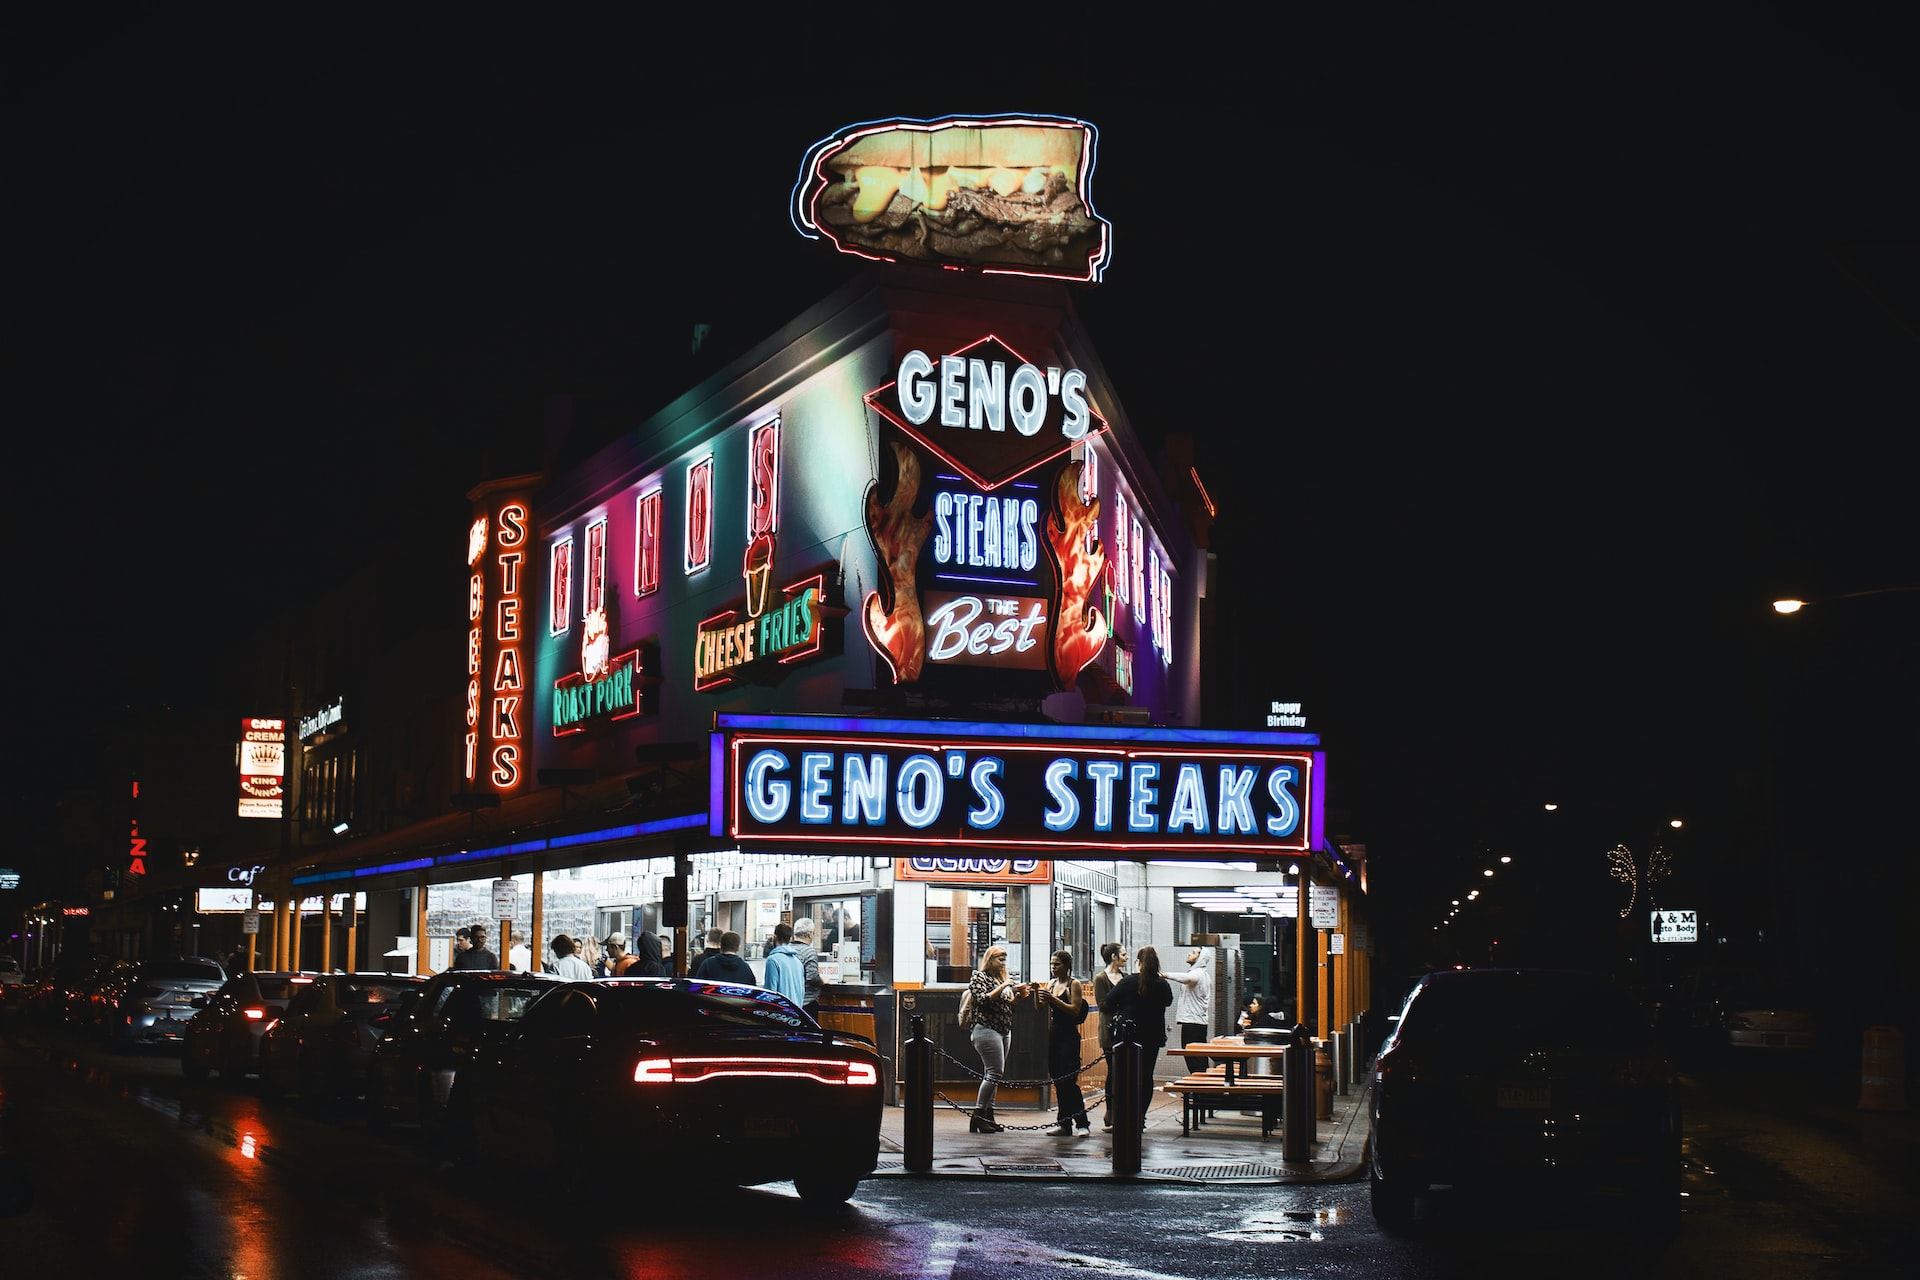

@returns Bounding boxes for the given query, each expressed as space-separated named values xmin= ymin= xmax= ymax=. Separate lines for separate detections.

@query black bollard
xmin=904 ymin=1013 xmax=933 ymax=1173
xmin=1282 ymin=1023 xmax=1314 ymax=1163
xmin=1111 ymin=1038 xmax=1142 ymax=1174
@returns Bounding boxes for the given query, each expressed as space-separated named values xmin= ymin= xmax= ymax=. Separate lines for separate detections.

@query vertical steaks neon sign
xmin=467 ymin=497 xmax=528 ymax=790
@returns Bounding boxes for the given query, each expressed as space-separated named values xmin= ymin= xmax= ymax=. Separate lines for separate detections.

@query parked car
xmin=1721 ymin=982 xmax=1819 ymax=1055
xmin=1368 ymin=968 xmax=1682 ymax=1230
xmin=0 ymin=955 xmax=24 ymax=987
xmin=446 ymin=977 xmax=884 ymax=1203
xmin=180 ymin=971 xmax=309 ymax=1081
xmin=366 ymin=968 xmax=562 ymax=1134
xmin=95 ymin=957 xmax=228 ymax=1052
xmin=259 ymin=973 xmax=426 ymax=1106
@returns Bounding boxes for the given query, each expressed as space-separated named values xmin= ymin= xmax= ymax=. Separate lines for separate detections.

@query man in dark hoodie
xmin=700 ymin=931 xmax=756 ymax=985
xmin=632 ymin=929 xmax=668 ymax=977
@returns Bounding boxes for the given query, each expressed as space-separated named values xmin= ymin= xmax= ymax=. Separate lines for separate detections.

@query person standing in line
xmin=1092 ymin=942 xmax=1127 ymax=1132
xmin=507 ymin=931 xmax=532 ymax=973
xmin=1168 ymin=946 xmax=1213 ymax=1074
xmin=1100 ymin=944 xmax=1173 ymax=1130
xmin=548 ymin=935 xmax=593 ymax=981
xmin=1035 ymin=949 xmax=1091 ymax=1136
xmin=632 ymin=929 xmax=669 ymax=977
xmin=456 ymin=924 xmax=497 ymax=970
xmin=578 ymin=934 xmax=606 ymax=978
xmin=688 ymin=928 xmax=725 ymax=978
xmin=603 ymin=933 xmax=636 ymax=975
xmin=448 ymin=927 xmax=471 ymax=971
xmin=965 ymin=945 xmax=1019 ymax=1133
xmin=788 ymin=918 xmax=823 ymax=1016
xmin=701 ymin=932 xmax=756 ymax=985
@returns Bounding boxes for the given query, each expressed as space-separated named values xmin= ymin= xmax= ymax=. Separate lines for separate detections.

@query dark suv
xmin=1368 ymin=968 xmax=1681 ymax=1230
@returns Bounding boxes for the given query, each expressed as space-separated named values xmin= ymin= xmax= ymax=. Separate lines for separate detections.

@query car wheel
xmin=792 ymin=1167 xmax=862 ymax=1206
xmin=1370 ymin=1167 xmax=1419 ymax=1232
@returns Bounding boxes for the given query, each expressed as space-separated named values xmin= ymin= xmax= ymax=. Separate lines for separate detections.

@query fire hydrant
xmin=1315 ymin=1039 xmax=1334 ymax=1120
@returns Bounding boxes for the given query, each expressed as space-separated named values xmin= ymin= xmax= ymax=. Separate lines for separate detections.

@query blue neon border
xmin=291 ymin=811 xmax=708 ymax=887
xmin=712 ymin=713 xmax=1319 ymax=748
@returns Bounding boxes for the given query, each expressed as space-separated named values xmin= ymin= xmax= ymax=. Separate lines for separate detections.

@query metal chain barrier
xmin=929 ymin=1044 xmax=1108 ymax=1132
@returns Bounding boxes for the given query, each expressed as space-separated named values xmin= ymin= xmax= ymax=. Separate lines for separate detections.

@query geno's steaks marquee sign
xmin=711 ymin=714 xmax=1322 ymax=856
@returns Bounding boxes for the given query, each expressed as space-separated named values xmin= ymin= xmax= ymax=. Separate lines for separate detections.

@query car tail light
xmin=633 ymin=1056 xmax=879 ymax=1086
xmin=244 ymin=1006 xmax=268 ymax=1020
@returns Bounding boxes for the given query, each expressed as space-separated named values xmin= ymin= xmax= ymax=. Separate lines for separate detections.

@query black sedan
xmin=448 ymin=977 xmax=883 ymax=1204
xmin=1368 ymin=967 xmax=1682 ymax=1230
xmin=365 ymin=968 xmax=561 ymax=1134
xmin=259 ymin=973 xmax=426 ymax=1106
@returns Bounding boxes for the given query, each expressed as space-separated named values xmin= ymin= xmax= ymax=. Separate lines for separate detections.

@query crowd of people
xmin=958 ymin=943 xmax=1290 ymax=1136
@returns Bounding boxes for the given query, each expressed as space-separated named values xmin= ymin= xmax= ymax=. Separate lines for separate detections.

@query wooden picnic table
xmin=1167 ymin=1037 xmax=1290 ymax=1085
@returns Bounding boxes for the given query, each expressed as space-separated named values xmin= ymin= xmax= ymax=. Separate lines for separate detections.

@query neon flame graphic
xmin=862 ymin=440 xmax=934 ymax=683
xmin=1045 ymin=459 xmax=1107 ymax=689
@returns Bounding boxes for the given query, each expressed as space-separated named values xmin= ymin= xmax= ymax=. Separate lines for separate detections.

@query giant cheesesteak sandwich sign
xmin=792 ymin=115 xmax=1112 ymax=283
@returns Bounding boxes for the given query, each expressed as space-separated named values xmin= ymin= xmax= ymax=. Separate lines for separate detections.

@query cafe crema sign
xmin=719 ymin=728 xmax=1314 ymax=855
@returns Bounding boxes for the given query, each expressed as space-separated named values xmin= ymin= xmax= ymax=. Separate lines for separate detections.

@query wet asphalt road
xmin=2 ymin=1014 xmax=1911 ymax=1278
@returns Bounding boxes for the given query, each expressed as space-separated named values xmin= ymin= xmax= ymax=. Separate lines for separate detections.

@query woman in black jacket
xmin=1099 ymin=944 xmax=1173 ymax=1129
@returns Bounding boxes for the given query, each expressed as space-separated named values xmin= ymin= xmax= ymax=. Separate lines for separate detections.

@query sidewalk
xmin=873 ymin=1068 xmax=1373 ymax=1185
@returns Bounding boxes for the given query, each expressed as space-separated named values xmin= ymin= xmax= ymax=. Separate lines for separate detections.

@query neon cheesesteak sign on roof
xmin=792 ymin=114 xmax=1112 ymax=283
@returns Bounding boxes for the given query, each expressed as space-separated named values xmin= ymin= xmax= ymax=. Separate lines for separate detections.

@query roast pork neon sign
xmin=722 ymin=732 xmax=1314 ymax=854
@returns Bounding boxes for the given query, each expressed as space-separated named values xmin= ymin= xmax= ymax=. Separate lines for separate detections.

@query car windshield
xmin=1397 ymin=973 xmax=1645 ymax=1053
xmin=252 ymin=977 xmax=301 ymax=1001
xmin=598 ymin=981 xmax=815 ymax=1034
xmin=144 ymin=961 xmax=225 ymax=982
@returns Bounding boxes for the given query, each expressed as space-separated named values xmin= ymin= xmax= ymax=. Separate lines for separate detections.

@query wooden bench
xmin=1162 ymin=1066 xmax=1283 ymax=1136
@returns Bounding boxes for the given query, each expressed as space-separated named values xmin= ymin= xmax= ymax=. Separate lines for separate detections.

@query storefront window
xmin=1052 ymin=885 xmax=1092 ymax=977
xmin=923 ymin=887 xmax=1027 ymax=983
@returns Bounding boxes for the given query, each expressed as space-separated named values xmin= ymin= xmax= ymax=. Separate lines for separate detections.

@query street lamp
xmin=1773 ymin=586 xmax=1919 ymax=615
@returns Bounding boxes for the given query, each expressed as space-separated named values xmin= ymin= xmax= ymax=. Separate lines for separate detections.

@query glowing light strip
xmin=289 ymin=814 xmax=709 ymax=886
xmin=933 ymin=573 xmax=1040 ymax=588
xmin=714 ymin=712 xmax=1319 ymax=749
xmin=634 ymin=1056 xmax=878 ymax=1086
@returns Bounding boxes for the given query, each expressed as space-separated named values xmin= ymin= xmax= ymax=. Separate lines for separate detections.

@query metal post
xmin=1111 ymin=1038 xmax=1142 ymax=1175
xmin=903 ymin=1014 xmax=933 ymax=1172
xmin=1329 ymin=1029 xmax=1346 ymax=1097
xmin=1345 ymin=1020 xmax=1362 ymax=1086
xmin=1283 ymin=1024 xmax=1313 ymax=1162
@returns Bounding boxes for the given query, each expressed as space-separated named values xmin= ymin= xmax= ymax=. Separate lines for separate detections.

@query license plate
xmin=1496 ymin=1087 xmax=1550 ymax=1108
xmin=744 ymin=1116 xmax=798 ymax=1139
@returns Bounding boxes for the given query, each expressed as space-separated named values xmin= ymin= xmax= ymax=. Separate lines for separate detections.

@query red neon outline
xmin=726 ymin=735 xmax=1314 ymax=853
xmin=863 ymin=333 xmax=1110 ymax=493
xmin=550 ymin=537 xmax=573 ymax=636
xmin=685 ymin=456 xmax=714 ymax=575
xmin=746 ymin=418 xmax=780 ymax=541
xmin=585 ymin=517 xmax=608 ymax=617
xmin=634 ymin=487 xmax=663 ymax=597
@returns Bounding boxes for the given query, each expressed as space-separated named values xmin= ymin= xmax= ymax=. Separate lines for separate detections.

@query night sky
xmin=8 ymin=11 xmax=1915 ymax=1018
